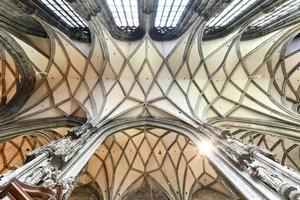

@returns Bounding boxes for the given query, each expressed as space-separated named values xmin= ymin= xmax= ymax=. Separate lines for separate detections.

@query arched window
xmin=32 ymin=0 xmax=90 ymax=42
xmin=150 ymin=0 xmax=199 ymax=40
xmin=103 ymin=0 xmax=145 ymax=41
xmin=204 ymin=0 xmax=263 ymax=39
xmin=243 ymin=0 xmax=300 ymax=39
xmin=123 ymin=178 xmax=170 ymax=200
xmin=192 ymin=188 xmax=233 ymax=200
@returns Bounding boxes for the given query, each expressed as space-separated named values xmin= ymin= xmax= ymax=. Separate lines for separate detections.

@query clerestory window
xmin=243 ymin=0 xmax=300 ymax=39
xmin=154 ymin=0 xmax=189 ymax=32
xmin=206 ymin=0 xmax=258 ymax=28
xmin=41 ymin=0 xmax=88 ymax=29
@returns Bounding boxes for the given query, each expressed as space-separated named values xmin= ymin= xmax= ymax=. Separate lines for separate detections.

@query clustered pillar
xmin=0 ymin=123 xmax=97 ymax=199
xmin=0 ymin=121 xmax=300 ymax=200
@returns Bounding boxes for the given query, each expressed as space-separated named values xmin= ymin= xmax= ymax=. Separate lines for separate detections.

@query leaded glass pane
xmin=41 ymin=0 xmax=88 ymax=29
xmin=206 ymin=0 xmax=258 ymax=28
xmin=155 ymin=0 xmax=189 ymax=28
xmin=107 ymin=0 xmax=139 ymax=27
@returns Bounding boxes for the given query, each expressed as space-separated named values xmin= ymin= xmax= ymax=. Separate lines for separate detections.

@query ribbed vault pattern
xmin=1 ymin=11 xmax=300 ymax=136
xmin=232 ymin=129 xmax=300 ymax=172
xmin=77 ymin=127 xmax=233 ymax=200
xmin=0 ymin=47 xmax=22 ymax=106
xmin=0 ymin=1 xmax=300 ymax=199
xmin=88 ymin=17 xmax=300 ymax=141
xmin=0 ymin=128 xmax=66 ymax=174
xmin=0 ymin=22 xmax=104 ymax=125
xmin=273 ymin=36 xmax=300 ymax=111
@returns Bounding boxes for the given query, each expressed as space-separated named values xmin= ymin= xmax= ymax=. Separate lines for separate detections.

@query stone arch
xmin=122 ymin=176 xmax=171 ymax=200
xmin=75 ymin=118 xmax=236 ymax=200
xmin=69 ymin=183 xmax=103 ymax=200
xmin=0 ymin=28 xmax=36 ymax=122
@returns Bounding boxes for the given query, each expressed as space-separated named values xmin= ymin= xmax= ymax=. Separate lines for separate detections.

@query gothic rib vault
xmin=0 ymin=0 xmax=299 ymax=199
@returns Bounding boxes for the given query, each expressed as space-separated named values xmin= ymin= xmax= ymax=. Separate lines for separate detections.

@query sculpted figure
xmin=67 ymin=123 xmax=93 ymax=138
xmin=25 ymin=166 xmax=53 ymax=185
xmin=61 ymin=177 xmax=75 ymax=199
xmin=247 ymin=163 xmax=300 ymax=200
xmin=25 ymin=165 xmax=61 ymax=187
xmin=244 ymin=143 xmax=275 ymax=160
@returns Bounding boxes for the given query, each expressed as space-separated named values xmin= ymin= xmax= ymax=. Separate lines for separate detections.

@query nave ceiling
xmin=0 ymin=13 xmax=300 ymax=141
xmin=74 ymin=127 xmax=235 ymax=200
xmin=0 ymin=0 xmax=299 ymax=199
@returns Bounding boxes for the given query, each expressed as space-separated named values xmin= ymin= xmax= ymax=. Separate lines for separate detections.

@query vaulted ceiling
xmin=77 ymin=127 xmax=235 ymax=200
xmin=0 ymin=0 xmax=300 ymax=199
xmin=0 ymin=128 xmax=67 ymax=174
xmin=0 ymin=0 xmax=299 ymax=161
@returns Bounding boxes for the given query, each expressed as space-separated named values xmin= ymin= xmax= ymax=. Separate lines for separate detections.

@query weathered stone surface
xmin=192 ymin=189 xmax=232 ymax=200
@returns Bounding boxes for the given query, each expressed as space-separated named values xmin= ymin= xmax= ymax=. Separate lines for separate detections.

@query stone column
xmin=0 ymin=123 xmax=97 ymax=199
xmin=0 ymin=119 xmax=300 ymax=200
xmin=205 ymin=123 xmax=300 ymax=200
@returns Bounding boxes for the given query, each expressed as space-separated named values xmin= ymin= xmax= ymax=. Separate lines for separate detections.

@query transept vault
xmin=0 ymin=0 xmax=299 ymax=199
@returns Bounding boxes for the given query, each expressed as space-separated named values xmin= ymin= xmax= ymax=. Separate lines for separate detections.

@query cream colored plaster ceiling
xmin=0 ymin=47 xmax=22 ymax=106
xmin=1 ymin=15 xmax=300 ymax=131
xmin=0 ymin=12 xmax=298 ymax=173
xmin=0 ymin=2 xmax=299 ymax=198
xmin=77 ymin=127 xmax=234 ymax=200
xmin=0 ymin=127 xmax=67 ymax=174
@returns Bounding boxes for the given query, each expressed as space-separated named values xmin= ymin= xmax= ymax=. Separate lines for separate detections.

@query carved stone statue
xmin=244 ymin=143 xmax=275 ymax=160
xmin=205 ymin=121 xmax=300 ymax=200
xmin=26 ymin=123 xmax=97 ymax=169
xmin=220 ymin=138 xmax=252 ymax=166
xmin=25 ymin=165 xmax=60 ymax=186
xmin=220 ymin=137 xmax=275 ymax=163
xmin=60 ymin=177 xmax=75 ymax=199
xmin=26 ymin=141 xmax=56 ymax=162
xmin=247 ymin=163 xmax=300 ymax=200
xmin=203 ymin=123 xmax=230 ymax=138
xmin=23 ymin=124 xmax=96 ymax=186
xmin=218 ymin=133 xmax=300 ymax=200
xmin=67 ymin=123 xmax=93 ymax=139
